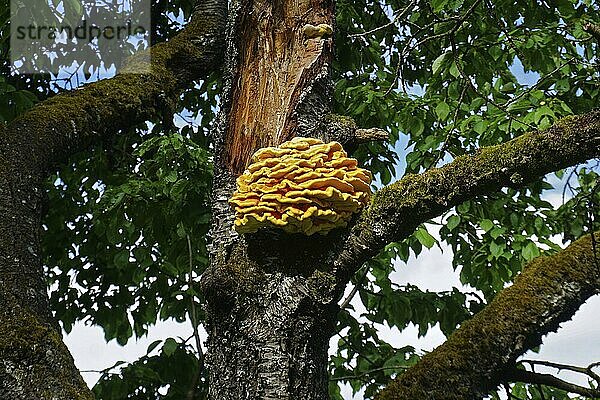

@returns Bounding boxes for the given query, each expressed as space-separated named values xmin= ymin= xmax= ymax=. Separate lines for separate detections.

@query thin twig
xmin=330 ymin=365 xmax=409 ymax=382
xmin=348 ymin=0 xmax=416 ymax=38
xmin=504 ymin=383 xmax=512 ymax=398
xmin=449 ymin=35 xmax=536 ymax=130
xmin=186 ymin=234 xmax=205 ymax=400
xmin=483 ymin=0 xmax=524 ymax=60
xmin=505 ymin=57 xmax=575 ymax=107
xmin=536 ymin=383 xmax=547 ymax=400
xmin=503 ymin=382 xmax=525 ymax=400
xmin=433 ymin=84 xmax=467 ymax=167
xmin=386 ymin=0 xmax=483 ymax=94
xmin=519 ymin=359 xmax=600 ymax=385
xmin=339 ymin=264 xmax=370 ymax=309
xmin=508 ymin=368 xmax=600 ymax=398
xmin=561 ymin=167 xmax=578 ymax=205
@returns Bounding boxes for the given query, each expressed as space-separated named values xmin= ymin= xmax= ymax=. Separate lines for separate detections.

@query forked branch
xmin=507 ymin=368 xmax=600 ymax=398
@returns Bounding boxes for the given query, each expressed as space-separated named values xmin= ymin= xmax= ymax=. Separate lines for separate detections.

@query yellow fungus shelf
xmin=229 ymin=137 xmax=372 ymax=235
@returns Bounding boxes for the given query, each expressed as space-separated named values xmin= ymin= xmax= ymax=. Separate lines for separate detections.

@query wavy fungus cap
xmin=229 ymin=137 xmax=372 ymax=235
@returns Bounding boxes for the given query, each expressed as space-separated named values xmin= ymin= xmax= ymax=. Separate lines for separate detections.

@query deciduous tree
xmin=0 ymin=0 xmax=598 ymax=399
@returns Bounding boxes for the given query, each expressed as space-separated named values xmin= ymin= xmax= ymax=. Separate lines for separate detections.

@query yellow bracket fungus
xmin=229 ymin=137 xmax=372 ymax=235
xmin=302 ymin=23 xmax=334 ymax=39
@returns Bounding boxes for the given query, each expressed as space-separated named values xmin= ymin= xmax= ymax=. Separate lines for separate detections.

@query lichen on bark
xmin=334 ymin=111 xmax=600 ymax=283
xmin=0 ymin=295 xmax=93 ymax=400
xmin=375 ymin=232 xmax=600 ymax=400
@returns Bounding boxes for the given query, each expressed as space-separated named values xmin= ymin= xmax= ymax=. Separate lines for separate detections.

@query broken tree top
xmin=229 ymin=137 xmax=373 ymax=236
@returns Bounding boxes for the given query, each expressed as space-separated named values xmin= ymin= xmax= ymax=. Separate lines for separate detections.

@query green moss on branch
xmin=334 ymin=111 xmax=600 ymax=282
xmin=1 ymin=0 xmax=227 ymax=173
xmin=0 ymin=296 xmax=94 ymax=399
xmin=375 ymin=233 xmax=600 ymax=400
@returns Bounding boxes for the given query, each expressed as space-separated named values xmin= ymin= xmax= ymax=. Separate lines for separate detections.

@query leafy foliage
xmin=93 ymin=338 xmax=206 ymax=399
xmin=44 ymin=131 xmax=213 ymax=343
xmin=331 ymin=0 xmax=600 ymax=397
xmin=0 ymin=0 xmax=598 ymax=398
xmin=35 ymin=34 xmax=219 ymax=399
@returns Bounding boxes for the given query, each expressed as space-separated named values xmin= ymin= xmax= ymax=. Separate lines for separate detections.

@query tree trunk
xmin=201 ymin=0 xmax=338 ymax=398
xmin=202 ymin=237 xmax=340 ymax=399
xmin=0 ymin=139 xmax=92 ymax=399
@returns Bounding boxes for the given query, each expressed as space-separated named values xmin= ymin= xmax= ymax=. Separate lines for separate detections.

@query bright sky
xmin=52 ymin=7 xmax=600 ymax=399
xmin=64 ymin=236 xmax=600 ymax=399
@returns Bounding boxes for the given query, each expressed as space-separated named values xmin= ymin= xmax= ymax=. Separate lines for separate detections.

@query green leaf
xmin=431 ymin=0 xmax=449 ymax=12
xmin=435 ymin=101 xmax=450 ymax=120
xmin=147 ymin=340 xmax=162 ymax=353
xmin=446 ymin=215 xmax=460 ymax=231
xmin=522 ymin=241 xmax=540 ymax=261
xmin=176 ymin=223 xmax=187 ymax=238
xmin=415 ymin=226 xmax=436 ymax=249
xmin=473 ymin=120 xmax=487 ymax=134
xmin=490 ymin=227 xmax=504 ymax=240
xmin=164 ymin=170 xmax=178 ymax=183
xmin=480 ymin=219 xmax=494 ymax=232
xmin=162 ymin=338 xmax=178 ymax=356
xmin=490 ymin=241 xmax=504 ymax=258
xmin=114 ymin=250 xmax=129 ymax=269
xmin=432 ymin=52 xmax=450 ymax=76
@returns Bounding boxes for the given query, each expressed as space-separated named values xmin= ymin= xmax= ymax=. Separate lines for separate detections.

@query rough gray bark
xmin=0 ymin=294 xmax=90 ymax=399
xmin=0 ymin=1 xmax=227 ymax=398
xmin=0 ymin=144 xmax=90 ymax=399
xmin=202 ymin=236 xmax=340 ymax=399
xmin=333 ymin=112 xmax=600 ymax=285
xmin=375 ymin=232 xmax=600 ymax=400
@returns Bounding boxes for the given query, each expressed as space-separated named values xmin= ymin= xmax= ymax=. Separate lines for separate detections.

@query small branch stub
xmin=584 ymin=22 xmax=600 ymax=42
xmin=355 ymin=127 xmax=389 ymax=142
xmin=229 ymin=137 xmax=372 ymax=235
xmin=320 ymin=114 xmax=390 ymax=152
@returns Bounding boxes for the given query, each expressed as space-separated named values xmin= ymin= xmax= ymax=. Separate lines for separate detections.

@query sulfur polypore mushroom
xmin=229 ymin=137 xmax=372 ymax=235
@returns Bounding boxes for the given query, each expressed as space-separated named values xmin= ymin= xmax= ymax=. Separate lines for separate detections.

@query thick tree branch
xmin=0 ymin=294 xmax=93 ymax=399
xmin=584 ymin=23 xmax=600 ymax=43
xmin=0 ymin=0 xmax=227 ymax=173
xmin=355 ymin=128 xmax=390 ymax=143
xmin=333 ymin=111 xmax=600 ymax=282
xmin=0 ymin=2 xmax=227 ymax=398
xmin=375 ymin=232 xmax=600 ymax=399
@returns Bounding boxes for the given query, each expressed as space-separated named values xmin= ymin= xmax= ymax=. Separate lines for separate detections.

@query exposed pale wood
xmin=223 ymin=0 xmax=334 ymax=173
